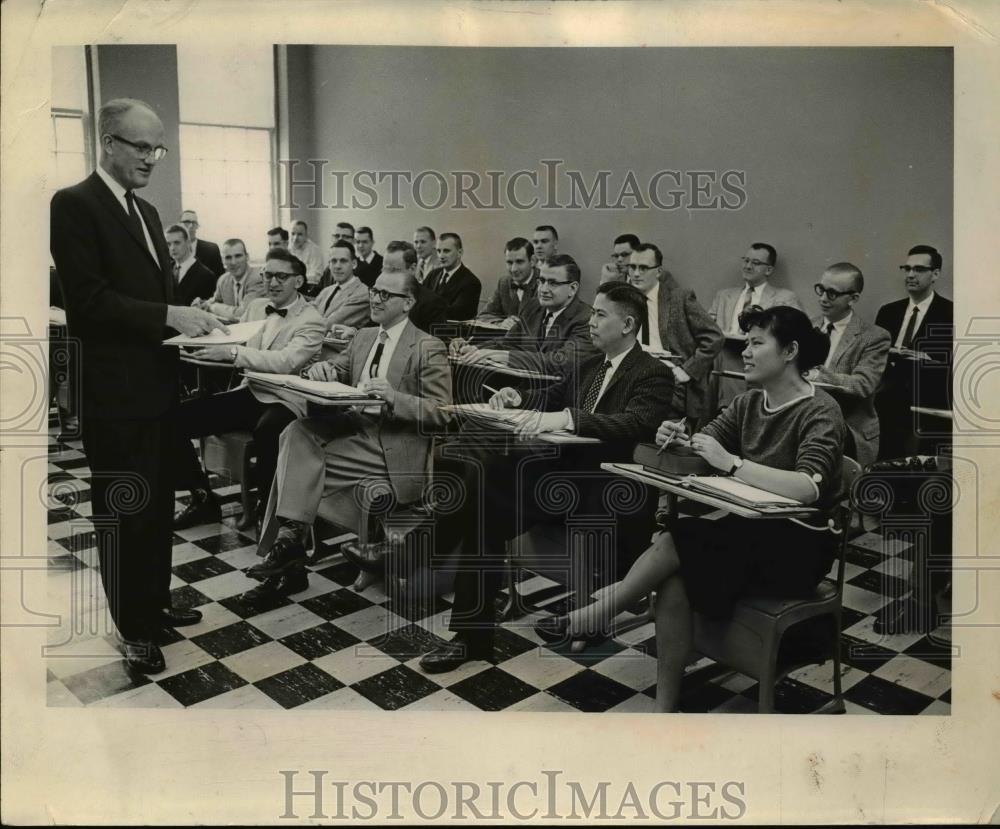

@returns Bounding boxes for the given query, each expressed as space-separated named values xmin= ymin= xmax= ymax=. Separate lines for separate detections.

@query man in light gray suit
xmin=708 ymin=242 xmax=804 ymax=411
xmin=248 ymin=263 xmax=452 ymax=583
xmin=194 ymin=238 xmax=267 ymax=320
xmin=809 ymin=262 xmax=890 ymax=467
xmin=313 ymin=240 xmax=371 ymax=352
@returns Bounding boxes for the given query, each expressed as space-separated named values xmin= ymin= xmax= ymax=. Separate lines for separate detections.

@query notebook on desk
xmin=244 ymin=372 xmax=374 ymax=399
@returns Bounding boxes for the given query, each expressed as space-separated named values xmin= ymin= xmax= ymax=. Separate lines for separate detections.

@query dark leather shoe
xmin=158 ymin=607 xmax=203 ymax=627
xmin=419 ymin=634 xmax=494 ymax=674
xmin=272 ymin=567 xmax=309 ymax=595
xmin=174 ymin=492 xmax=221 ymax=530
xmin=119 ymin=638 xmax=166 ymax=674
xmin=534 ymin=615 xmax=608 ymax=646
xmin=246 ymin=535 xmax=307 ymax=580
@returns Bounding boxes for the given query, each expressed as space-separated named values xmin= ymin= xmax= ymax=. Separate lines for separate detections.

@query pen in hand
xmin=656 ymin=417 xmax=689 ymax=455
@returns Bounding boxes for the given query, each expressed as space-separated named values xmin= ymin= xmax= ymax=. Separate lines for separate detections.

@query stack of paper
xmin=164 ymin=320 xmax=265 ymax=347
xmin=244 ymin=372 xmax=372 ymax=399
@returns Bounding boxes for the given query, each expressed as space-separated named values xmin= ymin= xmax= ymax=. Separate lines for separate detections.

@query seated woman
xmin=535 ymin=305 xmax=847 ymax=712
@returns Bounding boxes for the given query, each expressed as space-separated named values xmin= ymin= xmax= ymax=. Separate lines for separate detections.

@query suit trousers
xmin=81 ymin=412 xmax=175 ymax=640
xmin=173 ymin=386 xmax=297 ymax=507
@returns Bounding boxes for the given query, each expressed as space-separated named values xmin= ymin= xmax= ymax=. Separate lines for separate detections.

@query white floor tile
xmin=841 ymin=584 xmax=893 ymax=615
xmin=192 ymin=569 xmax=261 ymax=601
xmin=246 ymin=604 xmax=326 ymax=640
xmin=506 ymin=692 xmax=579 ymax=713
xmin=401 ymin=688 xmax=481 ymax=711
xmin=497 ymin=648 xmax=582 ymax=690
xmin=177 ymin=603 xmax=242 ymax=636
xmin=296 ymin=686 xmax=381 ymax=711
xmin=593 ymin=648 xmax=657 ymax=691
xmin=331 ymin=605 xmax=407 ymax=641
xmin=311 ymin=647 xmax=401 ymax=685
xmin=873 ymin=655 xmax=952 ymax=699
xmin=190 ymin=684 xmax=283 ymax=710
xmin=221 ymin=641 xmax=307 ymax=683
xmin=156 ymin=639 xmax=217 ymax=680
xmin=90 ymin=683 xmax=184 ymax=709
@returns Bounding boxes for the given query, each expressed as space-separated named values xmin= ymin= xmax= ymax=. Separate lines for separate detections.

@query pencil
xmin=483 ymin=384 xmax=500 ymax=395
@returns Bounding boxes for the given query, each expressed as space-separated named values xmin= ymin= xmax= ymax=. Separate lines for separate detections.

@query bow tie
xmin=265 ymin=305 xmax=287 ymax=317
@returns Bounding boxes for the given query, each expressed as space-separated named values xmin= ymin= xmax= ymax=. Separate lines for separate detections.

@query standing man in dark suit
xmin=179 ymin=209 xmax=224 ymax=276
xmin=424 ymin=232 xmax=482 ymax=320
xmin=165 ymin=223 xmax=217 ymax=307
xmin=353 ymin=226 xmax=383 ymax=288
xmin=875 ymin=244 xmax=954 ymax=458
xmin=477 ymin=237 xmax=539 ymax=329
xmin=628 ymin=243 xmax=724 ymax=425
xmin=420 ymin=282 xmax=677 ymax=672
xmin=50 ymin=98 xmax=225 ymax=674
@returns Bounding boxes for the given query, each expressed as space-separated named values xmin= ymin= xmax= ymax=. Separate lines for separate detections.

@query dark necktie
xmin=124 ymin=190 xmax=144 ymax=241
xmin=172 ymin=261 xmax=180 ymax=285
xmin=741 ymin=286 xmax=754 ymax=314
xmin=369 ymin=330 xmax=389 ymax=378
xmin=324 ymin=285 xmax=341 ymax=314
xmin=540 ymin=311 xmax=554 ymax=340
xmin=901 ymin=306 xmax=920 ymax=349
xmin=582 ymin=361 xmax=613 ymax=413
xmin=824 ymin=322 xmax=834 ymax=336
xmin=265 ymin=305 xmax=288 ymax=317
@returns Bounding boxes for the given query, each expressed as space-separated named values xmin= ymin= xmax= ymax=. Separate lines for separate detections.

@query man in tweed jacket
xmin=477 ymin=237 xmax=539 ymax=327
xmin=420 ymin=281 xmax=679 ymax=673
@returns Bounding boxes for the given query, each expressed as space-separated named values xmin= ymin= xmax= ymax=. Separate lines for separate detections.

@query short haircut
xmin=738 ymin=305 xmax=829 ymax=371
xmin=826 ymin=262 xmax=864 ymax=293
xmin=292 ymin=220 xmax=308 ymax=231
xmin=222 ymin=238 xmax=247 ymax=254
xmin=542 ymin=253 xmax=581 ymax=284
xmin=440 ymin=232 xmax=463 ymax=249
xmin=613 ymin=233 xmax=640 ymax=249
xmin=356 ymin=226 xmax=373 ymax=239
xmin=97 ymin=98 xmax=155 ymax=139
xmin=535 ymin=225 xmax=559 ymax=240
xmin=596 ymin=281 xmax=648 ymax=335
xmin=165 ymin=224 xmax=189 ymax=241
xmin=505 ymin=236 xmax=534 ymax=259
xmin=331 ymin=240 xmax=357 ymax=260
xmin=267 ymin=226 xmax=289 ymax=242
xmin=180 ymin=210 xmax=198 ymax=221
xmin=414 ymin=226 xmax=436 ymax=240
xmin=386 ymin=240 xmax=418 ymax=269
xmin=908 ymin=244 xmax=942 ymax=270
xmin=335 ymin=221 xmax=355 ymax=234
xmin=264 ymin=247 xmax=306 ymax=277
xmin=633 ymin=242 xmax=663 ymax=267
xmin=750 ymin=242 xmax=777 ymax=267
xmin=401 ymin=273 xmax=420 ymax=298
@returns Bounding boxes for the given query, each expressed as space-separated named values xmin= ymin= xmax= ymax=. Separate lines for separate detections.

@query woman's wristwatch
xmin=726 ymin=456 xmax=744 ymax=476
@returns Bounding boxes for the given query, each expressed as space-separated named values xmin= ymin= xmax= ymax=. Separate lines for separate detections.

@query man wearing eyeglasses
xmin=51 ymin=98 xmax=228 ymax=674
xmin=627 ymin=243 xmax=724 ymax=425
xmin=179 ymin=209 xmax=224 ymax=276
xmin=707 ymin=243 xmax=803 ymax=412
xmin=171 ymin=248 xmax=326 ymax=534
xmin=450 ymin=254 xmax=597 ymax=377
xmin=246 ymin=250 xmax=452 ymax=585
xmin=806 ymin=263 xmax=890 ymax=467
xmin=599 ymin=233 xmax=641 ymax=284
xmin=874 ymin=244 xmax=954 ymax=459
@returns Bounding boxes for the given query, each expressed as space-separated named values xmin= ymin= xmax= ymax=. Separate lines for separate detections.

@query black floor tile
xmin=52 ymin=457 xmax=91 ymax=471
xmin=48 ymin=553 xmax=86 ymax=571
xmin=219 ymin=586 xmax=294 ymax=620
xmin=838 ymin=606 xmax=867 ymax=631
xmin=902 ymin=634 xmax=954 ymax=671
xmin=448 ymin=667 xmax=537 ymax=711
xmin=61 ymin=659 xmax=151 ymax=705
xmin=840 ymin=635 xmax=897 ymax=672
xmin=153 ymin=625 xmax=186 ymax=646
xmin=47 ymin=471 xmax=79 ymax=484
xmin=192 ymin=530 xmax=255 ymax=556
xmin=351 ymin=664 xmax=441 ymax=710
xmin=844 ymin=675 xmax=936 ymax=715
xmin=56 ymin=530 xmax=97 ymax=553
xmin=845 ymin=546 xmax=884 ymax=569
xmin=53 ymin=488 xmax=92 ymax=507
xmin=493 ymin=627 xmax=540 ymax=663
xmin=48 ymin=508 xmax=80 ymax=525
xmin=677 ymin=681 xmax=740 ymax=713
xmin=381 ymin=592 xmax=451 ymax=623
xmin=940 ymin=688 xmax=951 ymax=704
xmin=742 ymin=677 xmax=833 ymax=714
xmin=172 ymin=556 xmax=236 ymax=584
xmin=191 ymin=621 xmax=272 ymax=659
xmin=633 ymin=636 xmax=657 ymax=658
xmin=280 ymin=622 xmax=361 ymax=660
xmin=255 ymin=663 xmax=344 ymax=709
xmin=546 ymin=635 xmax=627 ymax=667
xmin=300 ymin=588 xmax=375 ymax=620
xmin=846 ymin=568 xmax=907 ymax=598
xmin=312 ymin=560 xmax=362 ymax=587
xmin=169 ymin=585 xmax=213 ymax=611
xmin=158 ymin=662 xmax=247 ymax=706
xmin=370 ymin=624 xmax=442 ymax=661
xmin=547 ymin=669 xmax=635 ymax=712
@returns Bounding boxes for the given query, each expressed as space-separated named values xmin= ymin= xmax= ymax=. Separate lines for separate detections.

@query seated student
xmin=245 ymin=265 xmax=452 ymax=585
xmin=193 ymin=238 xmax=266 ymax=320
xmin=419 ymin=282 xmax=677 ymax=673
xmin=533 ymin=305 xmax=846 ymax=712
xmin=477 ymin=237 xmax=539 ymax=329
xmin=313 ymin=239 xmax=371 ymax=335
xmin=172 ymin=248 xmax=326 ymax=529
xmin=423 ymin=232 xmax=482 ymax=320
xmin=165 ymin=223 xmax=217 ymax=307
xmin=353 ymin=226 xmax=383 ymax=288
xmin=599 ymin=233 xmax=641 ymax=284
xmin=808 ymin=263 xmax=890 ymax=467
xmin=449 ymin=254 xmax=598 ymax=376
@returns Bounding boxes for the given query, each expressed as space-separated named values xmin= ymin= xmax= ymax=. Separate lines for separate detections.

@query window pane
xmin=54 ymin=116 xmax=83 ymax=153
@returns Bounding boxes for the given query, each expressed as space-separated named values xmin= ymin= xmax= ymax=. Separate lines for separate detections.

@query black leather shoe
xmin=119 ymin=638 xmax=166 ymax=674
xmin=419 ymin=634 xmax=494 ymax=674
xmin=246 ymin=535 xmax=307 ymax=580
xmin=174 ymin=492 xmax=221 ymax=530
xmin=158 ymin=607 xmax=203 ymax=628
xmin=534 ymin=615 xmax=608 ymax=646
xmin=272 ymin=567 xmax=309 ymax=595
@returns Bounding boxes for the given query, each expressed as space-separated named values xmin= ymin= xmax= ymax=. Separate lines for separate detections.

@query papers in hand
xmin=244 ymin=372 xmax=374 ymax=399
xmin=165 ymin=320 xmax=265 ymax=347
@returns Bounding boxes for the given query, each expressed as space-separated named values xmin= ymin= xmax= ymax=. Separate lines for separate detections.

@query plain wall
xmin=286 ymin=46 xmax=953 ymax=319
xmin=94 ymin=45 xmax=182 ymax=223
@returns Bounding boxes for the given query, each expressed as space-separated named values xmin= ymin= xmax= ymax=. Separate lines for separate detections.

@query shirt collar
xmin=603 ymin=346 xmax=632 ymax=373
xmin=822 ymin=311 xmax=853 ymax=332
xmin=763 ymin=383 xmax=816 ymax=413
xmin=361 ymin=252 xmax=374 ymax=264
xmin=379 ymin=316 xmax=409 ymax=340
xmin=273 ymin=293 xmax=303 ymax=313
xmin=96 ymin=164 xmax=129 ymax=209
xmin=907 ymin=291 xmax=935 ymax=314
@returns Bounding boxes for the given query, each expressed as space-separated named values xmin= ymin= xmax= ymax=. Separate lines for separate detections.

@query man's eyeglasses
xmin=899 ymin=265 xmax=935 ymax=274
xmin=369 ymin=288 xmax=410 ymax=302
xmin=537 ymin=277 xmax=572 ymax=288
xmin=107 ymin=134 xmax=168 ymax=161
xmin=813 ymin=284 xmax=858 ymax=300
xmin=626 ymin=264 xmax=658 ymax=274
xmin=263 ymin=271 xmax=297 ymax=283
xmin=741 ymin=257 xmax=771 ymax=268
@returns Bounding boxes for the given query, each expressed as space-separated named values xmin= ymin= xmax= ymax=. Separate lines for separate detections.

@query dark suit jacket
xmin=875 ymin=293 xmax=953 ymax=409
xmin=195 ymin=238 xmax=224 ymax=276
xmin=174 ymin=259 xmax=218 ymax=307
xmin=408 ymin=281 xmax=450 ymax=337
xmin=480 ymin=295 xmax=598 ymax=376
xmin=50 ymin=171 xmax=178 ymax=418
xmin=424 ymin=263 xmax=482 ymax=320
xmin=479 ymin=273 xmax=538 ymax=321
xmin=355 ymin=252 xmax=384 ymax=288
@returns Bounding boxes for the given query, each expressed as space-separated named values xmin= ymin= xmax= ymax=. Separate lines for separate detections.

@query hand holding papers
xmin=164 ymin=306 xmax=234 ymax=340
xmin=165 ymin=318 xmax=260 ymax=347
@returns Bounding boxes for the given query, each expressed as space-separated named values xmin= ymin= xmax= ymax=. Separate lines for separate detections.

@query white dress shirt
xmin=894 ymin=291 xmax=936 ymax=348
xmin=290 ymin=239 xmax=325 ymax=282
xmin=361 ymin=316 xmax=408 ymax=380
xmin=819 ymin=311 xmax=852 ymax=368
xmin=730 ymin=282 xmax=766 ymax=334
xmin=95 ymin=164 xmax=157 ymax=261
xmin=175 ymin=253 xmax=198 ymax=283
xmin=643 ymin=283 xmax=664 ymax=351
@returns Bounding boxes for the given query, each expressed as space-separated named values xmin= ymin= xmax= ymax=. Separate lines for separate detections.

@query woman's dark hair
xmin=738 ymin=304 xmax=829 ymax=371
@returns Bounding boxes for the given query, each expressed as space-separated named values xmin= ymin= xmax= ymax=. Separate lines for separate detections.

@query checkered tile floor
xmin=45 ymin=421 xmax=951 ymax=714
